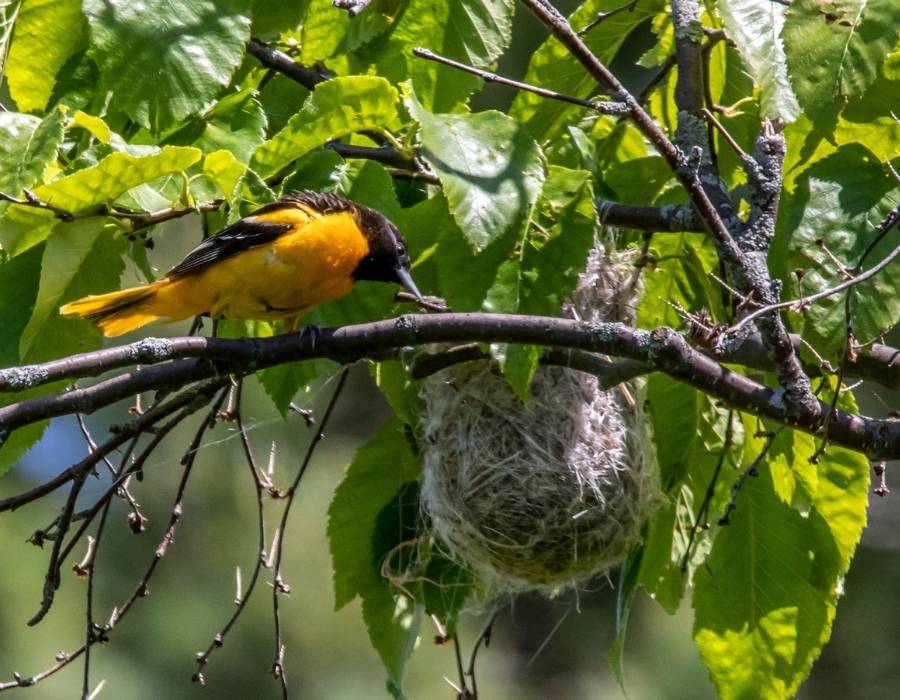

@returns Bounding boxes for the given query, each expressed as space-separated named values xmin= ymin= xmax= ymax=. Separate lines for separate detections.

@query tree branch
xmin=246 ymin=38 xmax=326 ymax=90
xmin=518 ymin=0 xmax=819 ymax=417
xmin=0 ymin=314 xmax=897 ymax=459
xmin=595 ymin=199 xmax=704 ymax=232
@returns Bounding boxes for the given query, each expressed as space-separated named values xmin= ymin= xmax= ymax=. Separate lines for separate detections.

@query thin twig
xmin=466 ymin=610 xmax=499 ymax=698
xmin=412 ymin=48 xmax=628 ymax=115
xmin=729 ymin=212 xmax=900 ymax=333
xmin=0 ymin=190 xmax=221 ymax=230
xmin=76 ymin=414 xmax=146 ymax=532
xmin=681 ymin=411 xmax=734 ymax=572
xmin=719 ymin=427 xmax=783 ymax=525
xmin=0 ymin=387 xmax=227 ymax=693
xmin=28 ymin=474 xmax=88 ymax=626
xmin=577 ymin=0 xmax=637 ymax=35
xmin=270 ymin=367 xmax=350 ymax=697
xmin=452 ymin=635 xmax=472 ymax=698
xmin=193 ymin=380 xmax=272 ymax=684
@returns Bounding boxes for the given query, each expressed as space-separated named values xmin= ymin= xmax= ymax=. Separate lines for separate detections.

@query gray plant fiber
xmin=420 ymin=239 xmax=659 ymax=594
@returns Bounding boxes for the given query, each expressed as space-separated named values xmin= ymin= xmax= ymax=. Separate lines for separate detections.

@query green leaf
xmin=69 ymin=110 xmax=112 ymax=144
xmin=510 ymin=0 xmax=663 ymax=142
xmin=415 ymin=541 xmax=473 ymax=636
xmin=362 ymin=581 xmax=421 ymax=696
xmin=0 ymin=243 xmax=42 ymax=366
xmin=202 ymin=150 xmax=246 ymax=202
xmin=41 ymin=147 xmax=200 ymax=213
xmin=252 ymin=0 xmax=308 ymax=39
xmin=692 ymin=442 xmax=869 ymax=699
xmin=783 ymin=0 xmax=898 ymax=120
xmin=0 ymin=245 xmax=51 ymax=478
xmin=716 ymin=0 xmax=800 ymax=121
xmin=172 ymin=89 xmax=267 ymax=163
xmin=485 ymin=166 xmax=595 ymax=398
xmin=258 ymin=359 xmax=338 ymax=416
xmin=333 ymin=159 xmax=402 ymax=223
xmin=375 ymin=0 xmax=515 ymax=112
xmin=603 ymin=156 xmax=674 ymax=207
xmin=230 ymin=166 xmax=277 ymax=220
xmin=0 ymin=107 xmax=67 ymax=217
xmin=251 ymin=76 xmax=399 ymax=178
xmin=84 ymin=0 xmax=252 ymax=132
xmin=608 ymin=548 xmax=642 ymax=695
xmin=407 ymin=93 xmax=545 ymax=253
xmin=371 ymin=360 xmax=421 ymax=427
xmin=19 ymin=219 xmax=126 ymax=362
xmin=404 ymin=192 xmax=515 ymax=311
xmin=279 ymin=150 xmax=344 ymax=195
xmin=369 ymin=480 xmax=422 ymax=684
xmin=300 ymin=0 xmax=349 ymax=63
xmin=344 ymin=0 xmax=396 ymax=52
xmin=328 ymin=417 xmax=421 ymax=609
xmin=0 ymin=1 xmax=22 ymax=80
xmin=0 ymin=146 xmax=201 ymax=254
xmin=0 ymin=401 xmax=48 ymax=478
xmin=636 ymin=234 xmax=723 ymax=328
xmin=6 ymin=0 xmax=86 ymax=112
xmin=638 ymin=375 xmax=736 ymax=612
xmin=783 ymin=144 xmax=898 ymax=355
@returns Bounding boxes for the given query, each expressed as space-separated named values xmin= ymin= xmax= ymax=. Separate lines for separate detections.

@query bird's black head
xmin=281 ymin=190 xmax=422 ymax=299
xmin=352 ymin=204 xmax=422 ymax=299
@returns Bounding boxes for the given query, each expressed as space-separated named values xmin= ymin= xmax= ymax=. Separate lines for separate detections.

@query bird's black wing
xmin=165 ymin=218 xmax=293 ymax=278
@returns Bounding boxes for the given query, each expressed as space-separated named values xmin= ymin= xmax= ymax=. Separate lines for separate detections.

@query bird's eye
xmin=397 ymin=245 xmax=406 ymax=256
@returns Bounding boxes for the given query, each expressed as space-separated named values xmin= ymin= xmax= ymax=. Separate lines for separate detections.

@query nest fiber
xmin=420 ymin=242 xmax=658 ymax=593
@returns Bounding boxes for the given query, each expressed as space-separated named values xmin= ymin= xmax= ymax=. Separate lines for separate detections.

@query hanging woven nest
xmin=419 ymin=240 xmax=659 ymax=594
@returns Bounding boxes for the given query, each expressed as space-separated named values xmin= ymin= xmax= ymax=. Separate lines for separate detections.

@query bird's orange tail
xmin=60 ymin=282 xmax=164 ymax=337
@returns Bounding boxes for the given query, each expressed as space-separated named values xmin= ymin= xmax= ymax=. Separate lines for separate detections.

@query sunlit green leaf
xmin=782 ymin=144 xmax=898 ymax=356
xmin=407 ymin=93 xmax=544 ymax=253
xmin=251 ymin=76 xmax=399 ymax=178
xmin=783 ymin=0 xmax=898 ymax=120
xmin=375 ymin=0 xmax=515 ymax=112
xmin=202 ymin=149 xmax=246 ymax=202
xmin=6 ymin=0 xmax=85 ymax=112
xmin=637 ymin=375 xmax=737 ymax=612
xmin=692 ymin=441 xmax=868 ymax=699
xmin=19 ymin=219 xmax=125 ymax=362
xmin=84 ymin=0 xmax=252 ymax=132
xmin=300 ymin=0 xmax=349 ymax=63
xmin=717 ymin=0 xmax=799 ymax=121
xmin=0 ymin=146 xmax=201 ymax=253
xmin=0 ymin=107 xmax=67 ymax=217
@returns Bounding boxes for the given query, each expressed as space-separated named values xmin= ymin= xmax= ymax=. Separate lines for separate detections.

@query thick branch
xmin=0 ymin=314 xmax=897 ymax=459
xmin=595 ymin=199 xmax=704 ymax=232
xmin=519 ymin=0 xmax=818 ymax=417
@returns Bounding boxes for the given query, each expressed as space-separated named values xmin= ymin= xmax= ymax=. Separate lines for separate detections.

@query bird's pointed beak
xmin=394 ymin=267 xmax=423 ymax=300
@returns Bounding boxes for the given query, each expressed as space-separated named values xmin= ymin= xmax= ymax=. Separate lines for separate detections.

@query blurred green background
xmin=3 ymin=3 xmax=899 ymax=698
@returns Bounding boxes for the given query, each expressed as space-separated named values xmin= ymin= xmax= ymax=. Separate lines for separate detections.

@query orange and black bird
xmin=60 ymin=191 xmax=422 ymax=337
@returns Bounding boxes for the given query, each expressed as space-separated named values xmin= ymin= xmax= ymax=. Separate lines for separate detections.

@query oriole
xmin=60 ymin=190 xmax=422 ymax=337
